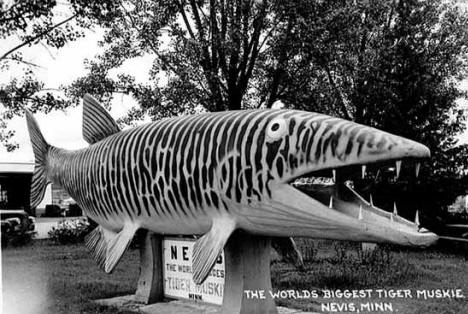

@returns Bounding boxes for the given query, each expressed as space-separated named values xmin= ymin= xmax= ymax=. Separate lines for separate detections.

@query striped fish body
xmin=45 ymin=109 xmax=341 ymax=235
xmin=26 ymin=95 xmax=437 ymax=283
xmin=46 ymin=110 xmax=277 ymax=235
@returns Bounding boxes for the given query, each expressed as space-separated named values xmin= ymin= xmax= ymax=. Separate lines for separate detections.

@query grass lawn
xmin=2 ymin=239 xmax=468 ymax=314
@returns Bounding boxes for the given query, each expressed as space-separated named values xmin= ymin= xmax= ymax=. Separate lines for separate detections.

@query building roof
xmin=0 ymin=162 xmax=35 ymax=174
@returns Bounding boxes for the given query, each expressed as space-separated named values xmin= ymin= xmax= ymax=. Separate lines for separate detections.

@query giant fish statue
xmin=26 ymin=95 xmax=438 ymax=284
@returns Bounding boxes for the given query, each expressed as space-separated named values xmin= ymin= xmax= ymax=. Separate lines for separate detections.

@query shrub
xmin=272 ymin=241 xmax=418 ymax=292
xmin=48 ymin=218 xmax=92 ymax=244
xmin=295 ymin=238 xmax=318 ymax=262
xmin=328 ymin=242 xmax=415 ymax=288
xmin=332 ymin=241 xmax=356 ymax=263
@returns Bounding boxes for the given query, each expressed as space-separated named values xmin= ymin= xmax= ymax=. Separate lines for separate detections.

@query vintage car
xmin=0 ymin=210 xmax=35 ymax=247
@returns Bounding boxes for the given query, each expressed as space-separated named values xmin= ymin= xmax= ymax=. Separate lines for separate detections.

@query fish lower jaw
xmin=263 ymin=182 xmax=438 ymax=246
xmin=240 ymin=211 xmax=437 ymax=247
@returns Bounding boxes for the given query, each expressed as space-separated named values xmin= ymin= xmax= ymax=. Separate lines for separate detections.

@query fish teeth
xmin=369 ymin=194 xmax=374 ymax=207
xmin=361 ymin=165 xmax=367 ymax=179
xmin=358 ymin=205 xmax=363 ymax=220
xmin=414 ymin=210 xmax=420 ymax=226
xmin=329 ymin=196 xmax=333 ymax=209
xmin=393 ymin=202 xmax=398 ymax=216
xmin=395 ymin=160 xmax=402 ymax=179
xmin=375 ymin=169 xmax=381 ymax=180
xmin=415 ymin=162 xmax=421 ymax=178
xmin=332 ymin=169 xmax=336 ymax=183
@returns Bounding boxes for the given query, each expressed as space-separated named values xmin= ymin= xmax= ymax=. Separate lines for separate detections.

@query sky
xmin=1 ymin=6 xmax=468 ymax=163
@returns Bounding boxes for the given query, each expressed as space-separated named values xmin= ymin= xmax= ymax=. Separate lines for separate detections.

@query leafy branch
xmin=0 ymin=14 xmax=77 ymax=61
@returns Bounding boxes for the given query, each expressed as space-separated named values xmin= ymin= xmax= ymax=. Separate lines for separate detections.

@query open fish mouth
xmin=286 ymin=158 xmax=438 ymax=247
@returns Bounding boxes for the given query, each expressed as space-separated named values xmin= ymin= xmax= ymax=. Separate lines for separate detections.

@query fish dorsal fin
xmin=85 ymin=223 xmax=138 ymax=273
xmin=192 ymin=217 xmax=236 ymax=285
xmin=82 ymin=94 xmax=120 ymax=144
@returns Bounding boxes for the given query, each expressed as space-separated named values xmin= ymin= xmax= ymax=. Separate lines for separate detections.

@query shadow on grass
xmin=2 ymin=241 xmax=139 ymax=314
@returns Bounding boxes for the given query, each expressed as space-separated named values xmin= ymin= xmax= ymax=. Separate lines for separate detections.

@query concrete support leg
xmin=134 ymin=232 xmax=164 ymax=304
xmin=222 ymin=232 xmax=278 ymax=314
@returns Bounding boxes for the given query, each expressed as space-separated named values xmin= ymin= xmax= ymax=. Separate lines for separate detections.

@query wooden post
xmin=222 ymin=232 xmax=278 ymax=314
xmin=134 ymin=232 xmax=164 ymax=304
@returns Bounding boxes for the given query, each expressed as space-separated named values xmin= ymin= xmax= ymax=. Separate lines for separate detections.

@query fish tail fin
xmin=25 ymin=110 xmax=51 ymax=208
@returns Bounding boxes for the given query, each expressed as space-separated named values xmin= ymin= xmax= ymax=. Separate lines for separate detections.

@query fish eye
xmin=267 ymin=118 xmax=287 ymax=139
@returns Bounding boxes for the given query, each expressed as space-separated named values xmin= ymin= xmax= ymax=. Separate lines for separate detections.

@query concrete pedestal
xmin=134 ymin=232 xmax=164 ymax=303
xmin=222 ymin=232 xmax=277 ymax=314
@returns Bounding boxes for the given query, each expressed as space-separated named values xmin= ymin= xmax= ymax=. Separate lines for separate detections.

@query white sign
xmin=163 ymin=238 xmax=225 ymax=305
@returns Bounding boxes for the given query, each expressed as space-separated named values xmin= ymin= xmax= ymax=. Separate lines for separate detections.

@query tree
xmin=65 ymin=0 xmax=299 ymax=117
xmin=0 ymin=0 xmax=119 ymax=150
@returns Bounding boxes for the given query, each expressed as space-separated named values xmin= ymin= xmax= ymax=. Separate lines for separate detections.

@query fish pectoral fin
xmin=85 ymin=223 xmax=138 ymax=273
xmin=271 ymin=237 xmax=304 ymax=269
xmin=192 ymin=217 xmax=236 ymax=285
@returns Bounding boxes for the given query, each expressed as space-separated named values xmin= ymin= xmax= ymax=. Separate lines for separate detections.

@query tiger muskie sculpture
xmin=26 ymin=95 xmax=438 ymax=284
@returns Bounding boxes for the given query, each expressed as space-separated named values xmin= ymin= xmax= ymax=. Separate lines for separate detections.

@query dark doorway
xmin=0 ymin=173 xmax=32 ymax=214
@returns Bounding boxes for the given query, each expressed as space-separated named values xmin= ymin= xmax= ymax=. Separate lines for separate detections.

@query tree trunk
xmin=228 ymin=89 xmax=242 ymax=111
